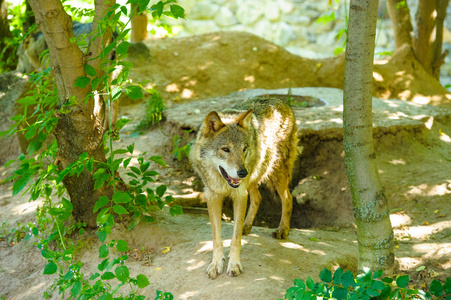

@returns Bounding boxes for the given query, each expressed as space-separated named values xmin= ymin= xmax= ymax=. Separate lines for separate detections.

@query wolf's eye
xmin=222 ymin=147 xmax=230 ymax=153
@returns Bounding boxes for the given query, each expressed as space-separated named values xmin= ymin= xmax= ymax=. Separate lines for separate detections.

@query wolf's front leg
xmin=228 ymin=193 xmax=247 ymax=276
xmin=206 ymin=193 xmax=224 ymax=279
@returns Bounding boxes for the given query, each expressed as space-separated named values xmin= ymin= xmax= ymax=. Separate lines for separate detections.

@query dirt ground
xmin=0 ymin=32 xmax=451 ymax=299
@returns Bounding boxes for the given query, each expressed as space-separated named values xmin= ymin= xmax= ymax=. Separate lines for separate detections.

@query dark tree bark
xmin=344 ymin=0 xmax=394 ymax=275
xmin=27 ymin=0 xmax=124 ymax=228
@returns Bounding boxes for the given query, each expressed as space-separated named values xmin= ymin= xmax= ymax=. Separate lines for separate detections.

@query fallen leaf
xmin=155 ymin=267 xmax=162 ymax=271
xmin=433 ymin=210 xmax=439 ymax=214
xmin=423 ymin=221 xmax=429 ymax=225
xmin=416 ymin=266 xmax=426 ymax=272
xmin=162 ymin=246 xmax=171 ymax=254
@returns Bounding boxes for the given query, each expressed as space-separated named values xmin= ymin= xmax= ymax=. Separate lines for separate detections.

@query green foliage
xmin=283 ymin=267 xmax=451 ymax=300
xmin=171 ymin=130 xmax=192 ymax=162
xmin=315 ymin=0 xmax=348 ymax=56
xmin=2 ymin=0 xmax=185 ymax=298
xmin=136 ymin=91 xmax=166 ymax=131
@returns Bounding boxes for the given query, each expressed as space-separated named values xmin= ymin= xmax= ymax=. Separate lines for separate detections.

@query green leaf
xmin=332 ymin=287 xmax=348 ymax=299
xmin=333 ymin=267 xmax=343 ymax=285
xmin=373 ymin=269 xmax=383 ymax=279
xmin=444 ymin=277 xmax=451 ymax=294
xmin=123 ymin=157 xmax=132 ymax=169
xmin=306 ymin=276 xmax=314 ymax=290
xmin=115 ymin=118 xmax=130 ymax=131
xmin=62 ymin=198 xmax=73 ymax=212
xmin=137 ymin=274 xmax=150 ymax=288
xmin=319 ymin=268 xmax=332 ymax=283
xmin=115 ymin=265 xmax=130 ymax=283
xmin=101 ymin=271 xmax=116 ymax=280
xmin=116 ymin=41 xmax=130 ymax=55
xmin=143 ymin=215 xmax=156 ymax=223
xmin=71 ymin=280 xmax=82 ymax=297
xmin=113 ymin=191 xmax=132 ymax=204
xmin=94 ymin=196 xmax=110 ymax=213
xmin=125 ymin=85 xmax=144 ymax=100
xmin=151 ymin=1 xmax=164 ymax=18
xmin=169 ymin=205 xmax=183 ymax=216
xmin=89 ymin=272 xmax=100 ymax=280
xmin=101 ymin=42 xmax=116 ymax=59
xmin=170 ymin=4 xmax=185 ymax=19
xmin=124 ymin=144 xmax=134 ymax=155
xmin=396 ymin=275 xmax=409 ymax=288
xmin=366 ymin=288 xmax=380 ymax=297
xmin=113 ymin=205 xmax=129 ymax=215
xmin=43 ymin=262 xmax=57 ymax=275
xmin=74 ymin=76 xmax=91 ymax=88
xmin=130 ymin=166 xmax=141 ymax=175
xmin=99 ymin=231 xmax=107 ymax=243
xmin=156 ymin=185 xmax=167 ymax=197
xmin=41 ymin=249 xmax=53 ymax=259
xmin=140 ymin=161 xmax=150 ymax=172
xmin=150 ymin=155 xmax=166 ymax=167
xmin=91 ymin=77 xmax=101 ymax=90
xmin=99 ymin=244 xmax=109 ymax=259
xmin=12 ymin=175 xmax=30 ymax=196
xmin=430 ymin=279 xmax=444 ymax=297
xmin=116 ymin=239 xmax=130 ymax=252
xmin=84 ymin=64 xmax=97 ymax=76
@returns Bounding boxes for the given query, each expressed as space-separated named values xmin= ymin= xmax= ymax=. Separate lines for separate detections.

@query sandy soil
xmin=0 ymin=32 xmax=451 ymax=299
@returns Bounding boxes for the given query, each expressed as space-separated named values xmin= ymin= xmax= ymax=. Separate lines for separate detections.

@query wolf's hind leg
xmin=272 ymin=178 xmax=293 ymax=239
xmin=242 ymin=187 xmax=262 ymax=235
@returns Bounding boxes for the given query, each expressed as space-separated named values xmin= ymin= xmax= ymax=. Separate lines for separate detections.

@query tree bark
xmin=27 ymin=0 xmax=121 ymax=228
xmin=130 ymin=3 xmax=148 ymax=42
xmin=386 ymin=0 xmax=413 ymax=48
xmin=343 ymin=0 xmax=394 ymax=275
xmin=413 ymin=0 xmax=450 ymax=79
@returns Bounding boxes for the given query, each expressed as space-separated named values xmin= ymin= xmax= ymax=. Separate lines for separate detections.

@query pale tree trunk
xmin=130 ymin=3 xmax=147 ymax=42
xmin=344 ymin=0 xmax=394 ymax=275
xmin=386 ymin=0 xmax=413 ymax=48
xmin=389 ymin=0 xmax=449 ymax=79
xmin=27 ymin=0 xmax=124 ymax=228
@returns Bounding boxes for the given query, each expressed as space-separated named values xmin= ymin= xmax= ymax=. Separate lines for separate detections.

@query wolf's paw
xmin=272 ymin=227 xmax=289 ymax=239
xmin=227 ymin=261 xmax=243 ymax=277
xmin=242 ymin=223 xmax=252 ymax=235
xmin=206 ymin=258 xmax=225 ymax=279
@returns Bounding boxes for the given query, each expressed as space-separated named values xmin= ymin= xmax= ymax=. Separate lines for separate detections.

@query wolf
xmin=190 ymin=96 xmax=300 ymax=279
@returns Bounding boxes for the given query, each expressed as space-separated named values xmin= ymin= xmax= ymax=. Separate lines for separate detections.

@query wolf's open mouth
xmin=219 ymin=166 xmax=240 ymax=188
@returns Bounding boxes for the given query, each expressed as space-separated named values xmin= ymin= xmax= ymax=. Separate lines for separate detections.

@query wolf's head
xmin=201 ymin=109 xmax=253 ymax=189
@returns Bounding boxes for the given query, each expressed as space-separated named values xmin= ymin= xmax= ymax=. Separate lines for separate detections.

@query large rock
xmin=0 ymin=72 xmax=30 ymax=165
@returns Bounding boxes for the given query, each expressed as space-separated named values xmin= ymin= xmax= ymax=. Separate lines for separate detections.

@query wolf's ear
xmin=236 ymin=109 xmax=253 ymax=131
xmin=202 ymin=111 xmax=225 ymax=136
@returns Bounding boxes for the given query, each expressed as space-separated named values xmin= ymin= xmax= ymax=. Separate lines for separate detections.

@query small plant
xmin=283 ymin=267 xmax=451 ymax=300
xmin=171 ymin=130 xmax=192 ymax=162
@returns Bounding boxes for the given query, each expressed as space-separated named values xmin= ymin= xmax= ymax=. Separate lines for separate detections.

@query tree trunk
xmin=27 ymin=0 xmax=122 ymax=228
xmin=130 ymin=3 xmax=148 ymax=42
xmin=343 ymin=0 xmax=394 ymax=275
xmin=413 ymin=0 xmax=450 ymax=79
xmin=386 ymin=0 xmax=413 ymax=48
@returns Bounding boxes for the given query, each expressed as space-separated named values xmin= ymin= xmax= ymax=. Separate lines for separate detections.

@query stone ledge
xmin=164 ymin=87 xmax=450 ymax=138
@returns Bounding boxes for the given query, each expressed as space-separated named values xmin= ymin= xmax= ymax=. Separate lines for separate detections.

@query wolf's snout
xmin=237 ymin=169 xmax=248 ymax=178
